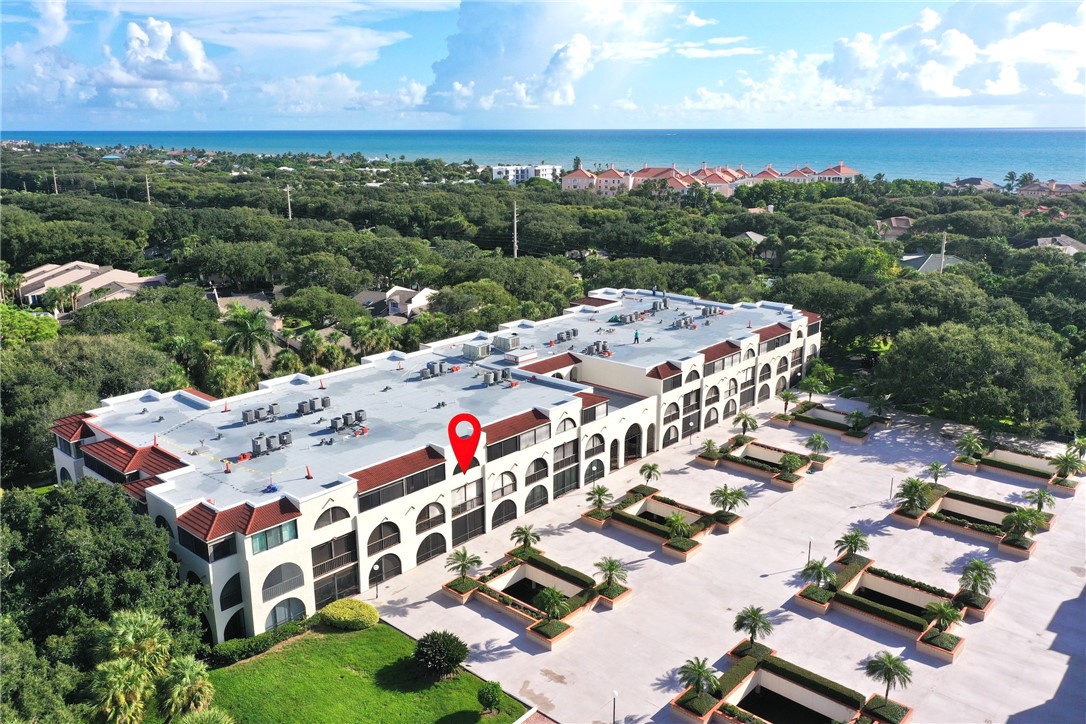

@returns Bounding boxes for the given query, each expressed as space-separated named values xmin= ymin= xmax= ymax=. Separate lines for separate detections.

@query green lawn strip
xmin=209 ymin=624 xmax=526 ymax=723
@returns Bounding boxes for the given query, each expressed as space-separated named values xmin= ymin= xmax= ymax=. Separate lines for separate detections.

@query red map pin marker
xmin=447 ymin=413 xmax=481 ymax=474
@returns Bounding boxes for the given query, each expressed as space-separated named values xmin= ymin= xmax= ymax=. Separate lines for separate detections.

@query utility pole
xmin=145 ymin=175 xmax=152 ymax=206
xmin=512 ymin=200 xmax=518 ymax=259
xmin=52 ymin=168 xmax=59 ymax=195
xmin=939 ymin=231 xmax=947 ymax=273
xmin=285 ymin=185 xmax=293 ymax=220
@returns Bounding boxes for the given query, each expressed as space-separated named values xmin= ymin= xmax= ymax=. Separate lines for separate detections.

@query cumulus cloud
xmin=36 ymin=0 xmax=69 ymax=47
xmin=683 ymin=10 xmax=716 ymax=27
xmin=676 ymin=46 xmax=761 ymax=59
xmin=612 ymin=89 xmax=638 ymax=110
xmin=537 ymin=34 xmax=594 ymax=105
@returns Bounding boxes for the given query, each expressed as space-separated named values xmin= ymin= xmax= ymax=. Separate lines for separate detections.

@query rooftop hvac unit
xmin=331 ymin=418 xmax=344 ymax=431
xmin=267 ymin=436 xmax=281 ymax=451
xmin=343 ymin=412 xmax=355 ymax=425
xmin=420 ymin=368 xmax=432 ymax=380
xmin=461 ymin=341 xmax=491 ymax=360
xmin=309 ymin=398 xmax=321 ymax=411
xmin=321 ymin=396 xmax=331 ymax=409
xmin=279 ymin=431 xmax=292 ymax=446
xmin=242 ymin=409 xmax=257 ymax=424
xmin=355 ymin=409 xmax=367 ymax=422
xmin=501 ymin=368 xmax=511 ymax=380
xmin=557 ymin=331 xmax=566 ymax=343
xmin=251 ymin=436 xmax=265 ymax=456
xmin=438 ymin=361 xmax=446 ymax=374
xmin=254 ymin=407 xmax=266 ymax=420
xmin=570 ymin=328 xmax=578 ymax=338
xmin=601 ymin=341 xmax=610 ymax=352
xmin=269 ymin=402 xmax=281 ymax=416
xmin=264 ymin=436 xmax=274 ymax=452
xmin=493 ymin=333 xmax=520 ymax=352
xmin=652 ymin=301 xmax=661 ymax=312
xmin=484 ymin=371 xmax=496 ymax=386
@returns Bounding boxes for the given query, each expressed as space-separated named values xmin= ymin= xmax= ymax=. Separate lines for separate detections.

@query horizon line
xmin=4 ymin=127 xmax=1084 ymax=134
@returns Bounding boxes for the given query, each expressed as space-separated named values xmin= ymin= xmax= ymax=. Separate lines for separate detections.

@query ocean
xmin=4 ymin=128 xmax=1084 ymax=183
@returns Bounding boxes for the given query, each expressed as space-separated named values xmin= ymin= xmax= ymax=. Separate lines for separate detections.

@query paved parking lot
xmin=370 ymin=396 xmax=1086 ymax=723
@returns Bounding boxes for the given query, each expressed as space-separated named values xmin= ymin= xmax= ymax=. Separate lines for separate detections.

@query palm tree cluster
xmin=510 ymin=524 xmax=540 ymax=553
xmin=90 ymin=609 xmax=216 ymax=724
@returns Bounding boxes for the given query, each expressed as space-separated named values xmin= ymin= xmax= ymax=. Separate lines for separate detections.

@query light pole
xmin=889 ymin=476 xmax=895 ymax=502
xmin=807 ymin=537 xmax=812 ymax=564
xmin=372 ymin=563 xmax=381 ymax=599
xmin=612 ymin=689 xmax=618 ymax=724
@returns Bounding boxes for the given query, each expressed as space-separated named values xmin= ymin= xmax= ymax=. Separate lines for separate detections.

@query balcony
xmin=682 ymin=403 xmax=700 ymax=416
xmin=553 ymin=455 xmax=578 ymax=472
xmin=262 ymin=575 xmax=304 ymax=603
xmin=312 ymin=549 xmax=358 ymax=579
xmin=452 ymin=497 xmax=484 ymax=517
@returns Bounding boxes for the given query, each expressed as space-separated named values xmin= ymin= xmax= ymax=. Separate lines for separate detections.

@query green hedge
xmin=530 ymin=620 xmax=569 ymax=639
xmin=832 ymin=591 xmax=927 ymax=632
xmin=719 ymin=703 xmax=768 ymax=724
xmin=564 ymin=585 xmax=600 ymax=613
xmin=1053 ymin=477 xmax=1077 ymax=489
xmin=795 ymin=400 xmax=818 ymax=413
xmin=953 ymin=590 xmax=991 ymax=609
xmin=830 ymin=555 xmax=871 ymax=592
xmin=611 ymin=492 xmax=645 ymax=510
xmin=476 ymin=585 xmax=544 ymax=620
xmin=446 ymin=577 xmax=479 ymax=594
xmin=584 ymin=507 xmax=611 ymax=521
xmin=478 ymin=560 xmax=522 ymax=583
xmin=717 ymin=655 xmax=760 ymax=696
xmin=1002 ymin=534 xmax=1033 ymax=549
xmin=979 ymin=456 xmax=1051 ymax=479
xmin=865 ymin=568 xmax=955 ymax=599
xmin=677 ymin=690 xmax=720 ymax=716
xmin=731 ymin=640 xmax=773 ymax=661
xmin=776 ymin=472 xmax=801 ymax=483
xmin=810 ymin=453 xmax=829 ymax=463
xmin=210 ymin=618 xmax=311 ymax=667
xmin=611 ymin=508 xmax=669 ymax=539
xmin=730 ymin=434 xmax=753 ymax=447
xmin=518 ymin=551 xmax=596 ymax=588
xmin=864 ymin=696 xmax=910 ymax=724
xmin=760 ymin=656 xmax=867 ymax=710
xmin=896 ymin=483 xmax=950 ymax=518
xmin=927 ymin=512 xmax=1003 ymax=537
xmin=629 ymin=484 xmax=660 ymax=497
xmin=793 ymin=413 xmax=850 ymax=431
xmin=720 ymin=453 xmax=778 ymax=474
xmin=954 ymin=455 xmax=979 ymax=465
xmin=800 ymin=584 xmax=834 ymax=604
xmin=944 ymin=490 xmax=1017 ymax=514
xmin=597 ymin=582 xmax=628 ymax=599
xmin=773 ymin=413 xmax=794 ymax=422
xmin=714 ymin=511 xmax=740 ymax=525
xmin=844 ymin=429 xmax=869 ymax=439
xmin=320 ymin=599 xmax=379 ymax=631
xmin=665 ymin=537 xmax=698 ymax=552
xmin=992 ymin=443 xmax=1050 ymax=460
xmin=920 ymin=629 xmax=961 ymax=651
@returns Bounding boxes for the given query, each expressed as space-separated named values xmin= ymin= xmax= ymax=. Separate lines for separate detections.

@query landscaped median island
xmin=966 ymin=442 xmax=1083 ymax=494
xmin=713 ymin=435 xmax=811 ymax=490
xmin=786 ymin=400 xmax=885 ymax=444
xmin=587 ymin=484 xmax=716 ymax=560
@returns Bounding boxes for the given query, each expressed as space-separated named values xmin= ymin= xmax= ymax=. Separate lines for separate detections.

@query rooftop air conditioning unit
xmin=279 ymin=431 xmax=292 ymax=446
xmin=462 ymin=341 xmax=491 ymax=360
xmin=297 ymin=400 xmax=312 ymax=416
xmin=254 ymin=407 xmax=266 ymax=420
xmin=242 ymin=409 xmax=257 ymax=424
xmin=343 ymin=412 xmax=355 ymax=425
xmin=251 ymin=436 xmax=265 ymax=456
xmin=355 ymin=409 xmax=367 ymax=422
xmin=493 ymin=333 xmax=519 ymax=352
xmin=331 ymin=418 xmax=344 ymax=431
xmin=321 ymin=396 xmax=331 ymax=409
xmin=267 ymin=436 xmax=281 ymax=451
xmin=269 ymin=403 xmax=281 ymax=416
xmin=420 ymin=368 xmax=432 ymax=380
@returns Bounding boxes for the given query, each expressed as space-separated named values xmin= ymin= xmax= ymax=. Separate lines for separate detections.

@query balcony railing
xmin=682 ymin=403 xmax=700 ymax=416
xmin=553 ymin=455 xmax=578 ymax=472
xmin=262 ymin=575 xmax=304 ymax=602
xmin=312 ymin=550 xmax=358 ymax=579
xmin=452 ymin=497 xmax=484 ymax=516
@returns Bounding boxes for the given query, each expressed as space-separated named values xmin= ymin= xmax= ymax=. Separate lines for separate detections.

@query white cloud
xmin=536 ymin=33 xmax=594 ymax=106
xmin=612 ymin=89 xmax=638 ymax=110
xmin=676 ymin=46 xmax=761 ymax=59
xmin=683 ymin=10 xmax=716 ymax=27
xmin=36 ymin=0 xmax=69 ymax=46
xmin=397 ymin=80 xmax=427 ymax=107
xmin=985 ymin=65 xmax=1023 ymax=95
xmin=258 ymin=72 xmax=362 ymax=115
xmin=708 ymin=36 xmax=748 ymax=45
xmin=598 ymin=40 xmax=671 ymax=61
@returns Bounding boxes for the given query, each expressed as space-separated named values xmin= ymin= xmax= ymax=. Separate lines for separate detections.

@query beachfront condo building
xmin=562 ymin=161 xmax=860 ymax=196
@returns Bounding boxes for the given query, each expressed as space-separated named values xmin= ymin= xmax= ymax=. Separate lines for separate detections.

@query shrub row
xmin=565 ymin=585 xmax=600 ymax=613
xmin=597 ymin=582 xmax=627 ymax=599
xmin=530 ymin=619 xmax=569 ymax=639
xmin=584 ymin=507 xmax=611 ymax=521
xmin=727 ymin=435 xmax=753 ymax=449
xmin=720 ymin=453 xmax=779 ymax=474
xmin=792 ymin=413 xmax=850 ymax=431
xmin=992 ymin=443 xmax=1049 ymax=460
xmin=665 ymin=537 xmax=698 ymax=552
xmin=979 ymin=456 xmax=1052 ymax=479
xmin=210 ymin=618 xmax=311 ymax=667
xmin=832 ymin=591 xmax=928 ymax=632
xmin=519 ymin=551 xmax=596 ymax=588
xmin=844 ymin=429 xmax=869 ymax=439
xmin=810 ymin=453 xmax=829 ymax=463
xmin=773 ymin=413 xmax=794 ymax=422
xmin=611 ymin=508 xmax=669 ymax=539
xmin=629 ymin=484 xmax=660 ymax=497
xmin=1053 ymin=477 xmax=1078 ymax=489
xmin=611 ymin=492 xmax=645 ymax=511
xmin=760 ymin=656 xmax=867 ymax=710
xmin=953 ymin=590 xmax=991 ymax=609
xmin=800 ymin=584 xmax=834 ymax=604
xmin=446 ymin=577 xmax=479 ymax=594
xmin=863 ymin=696 xmax=911 ymax=724
xmin=677 ymin=690 xmax=720 ymax=716
xmin=478 ymin=560 xmax=522 ymax=583
xmin=794 ymin=400 xmax=819 ymax=413
xmin=1002 ymin=534 xmax=1033 ymax=549
xmin=714 ymin=511 xmax=740 ymax=524
xmin=776 ymin=472 xmax=801 ymax=483
xmin=717 ymin=655 xmax=760 ymax=696
xmin=476 ymin=585 xmax=544 ymax=620
xmin=865 ymin=568 xmax=955 ymax=599
xmin=954 ymin=455 xmax=979 ymax=465
xmin=653 ymin=495 xmax=705 ymax=515
xmin=920 ymin=629 xmax=961 ymax=651
xmin=320 ymin=599 xmax=379 ymax=631
xmin=731 ymin=640 xmax=773 ymax=661
xmin=830 ymin=555 xmax=871 ymax=592
xmin=944 ymin=490 xmax=1017 ymax=513
xmin=720 ymin=703 xmax=768 ymax=724
xmin=927 ymin=512 xmax=1003 ymax=537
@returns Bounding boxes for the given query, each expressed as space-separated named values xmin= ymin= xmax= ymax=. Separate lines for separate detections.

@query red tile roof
xmin=597 ymin=168 xmax=627 ymax=180
xmin=782 ymin=167 xmax=811 ymax=179
xmin=801 ymin=311 xmax=823 ymax=323
xmin=755 ymin=322 xmax=793 ymax=341
xmin=50 ymin=413 xmax=95 ymax=441
xmin=573 ymin=296 xmax=616 ymax=308
xmin=482 ymin=409 xmax=550 ymax=443
xmin=82 ymin=438 xmax=138 ymax=471
xmin=130 ymin=446 xmax=185 ymax=476
xmin=521 ymin=352 xmax=581 ymax=374
xmin=82 ymin=437 xmax=184 ymax=475
xmin=176 ymin=497 xmax=302 ymax=541
xmin=351 ymin=446 xmax=446 ymax=493
xmin=563 ymin=168 xmax=595 ymax=179
xmin=699 ymin=340 xmax=741 ymax=363
xmin=122 ymin=476 xmax=162 ymax=503
xmin=574 ymin=391 xmax=609 ymax=409
xmin=645 ymin=361 xmax=682 ymax=379
xmin=819 ymin=162 xmax=860 ymax=176
xmin=245 ymin=498 xmax=302 ymax=535
xmin=183 ymin=387 xmax=218 ymax=401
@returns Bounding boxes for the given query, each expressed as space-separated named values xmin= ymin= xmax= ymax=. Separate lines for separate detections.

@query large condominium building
xmin=491 ymin=164 xmax=563 ymax=185
xmin=562 ymin=161 xmax=860 ymax=197
xmin=51 ymin=290 xmax=822 ymax=644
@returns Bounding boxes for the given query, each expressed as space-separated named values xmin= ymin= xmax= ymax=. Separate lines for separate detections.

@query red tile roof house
xmin=561 ymin=167 xmax=596 ymax=192
xmin=817 ymin=161 xmax=861 ymax=183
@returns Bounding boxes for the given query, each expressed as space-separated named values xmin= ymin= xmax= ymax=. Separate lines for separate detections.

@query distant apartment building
xmin=1018 ymin=180 xmax=1086 ymax=198
xmin=563 ymin=161 xmax=860 ymax=197
xmin=947 ymin=177 xmax=1002 ymax=192
xmin=17 ymin=261 xmax=166 ymax=315
xmin=491 ymin=164 xmax=563 ymax=186
xmin=1026 ymin=234 xmax=1085 ymax=256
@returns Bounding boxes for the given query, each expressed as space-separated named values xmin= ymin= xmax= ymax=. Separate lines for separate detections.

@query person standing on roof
xmin=633 ymin=330 xmax=640 ymax=344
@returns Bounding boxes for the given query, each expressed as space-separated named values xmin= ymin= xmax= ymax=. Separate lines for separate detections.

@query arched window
xmin=223 ymin=609 xmax=246 ymax=641
xmin=685 ymin=369 xmax=700 ymax=383
xmin=745 ymin=349 xmax=756 ymax=359
xmin=809 ymin=344 xmax=818 ymax=357
xmin=553 ymin=372 xmax=564 ymax=380
xmin=585 ymin=434 xmax=605 ymax=457
xmin=370 ymin=554 xmax=401 ymax=585
xmin=776 ymin=377 xmax=787 ymax=392
xmin=624 ymin=424 xmax=642 ymax=461
xmin=493 ymin=472 xmax=516 ymax=500
xmin=728 ymin=378 xmax=738 ymax=396
xmin=584 ymin=459 xmax=605 ymax=485
xmin=525 ymin=485 xmax=548 ymax=512
xmin=265 ymin=598 xmax=305 ymax=631
xmin=453 ymin=457 xmax=480 ymax=475
xmin=416 ymin=503 xmax=445 ymax=534
xmin=315 ymin=506 xmax=350 ymax=529
xmin=155 ymin=516 xmax=174 ymax=538
xmin=557 ymin=417 xmax=576 ymax=433
xmin=367 ymin=522 xmax=400 ymax=556
xmin=664 ymin=402 xmax=679 ymax=423
xmin=759 ymin=364 xmax=772 ymax=382
xmin=758 ymin=384 xmax=771 ymax=402
xmin=705 ymin=408 xmax=719 ymax=428
xmin=526 ymin=458 xmax=548 ymax=485
xmin=647 ymin=424 xmax=657 ymax=454
xmin=219 ymin=573 xmax=243 ymax=611
xmin=59 ymin=468 xmax=73 ymax=482
xmin=492 ymin=499 xmax=517 ymax=528
xmin=796 ymin=329 xmax=804 ymax=338
xmin=777 ymin=357 xmax=788 ymax=374
xmin=262 ymin=563 xmax=304 ymax=602
xmin=416 ymin=533 xmax=447 ymax=565
xmin=706 ymin=386 xmax=720 ymax=405
xmin=663 ymin=426 xmax=679 ymax=448
xmin=724 ymin=400 xmax=737 ymax=417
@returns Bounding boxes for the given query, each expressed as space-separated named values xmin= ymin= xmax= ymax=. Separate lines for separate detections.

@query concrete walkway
xmin=369 ymin=396 xmax=1085 ymax=723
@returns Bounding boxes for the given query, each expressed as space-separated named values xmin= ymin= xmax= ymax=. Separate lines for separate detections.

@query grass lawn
xmin=209 ymin=624 xmax=527 ymax=723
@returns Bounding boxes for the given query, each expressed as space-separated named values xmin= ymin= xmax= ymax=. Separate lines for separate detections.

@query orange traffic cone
xmin=224 ymin=461 xmax=232 ymax=474
xmin=305 ymin=465 xmax=313 ymax=480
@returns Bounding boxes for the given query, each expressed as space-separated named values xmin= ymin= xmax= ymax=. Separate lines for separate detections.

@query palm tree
xmin=865 ymin=651 xmax=912 ymax=703
xmin=222 ymin=304 xmax=274 ymax=366
xmin=956 ymin=433 xmax=986 ymax=460
xmin=777 ymin=389 xmax=798 ymax=414
xmin=845 ymin=410 xmax=868 ymax=432
xmin=926 ymin=461 xmax=948 ymax=485
xmin=271 ymin=348 xmax=304 ymax=375
xmin=349 ymin=317 xmax=397 ymax=356
xmin=798 ymin=375 xmax=827 ymax=402
xmin=534 ymin=586 xmax=569 ymax=621
xmin=801 ymin=558 xmax=837 ymax=589
xmin=925 ymin=601 xmax=963 ymax=632
xmin=639 ymin=462 xmax=661 ymax=485
xmin=894 ymin=477 xmax=932 ymax=514
xmin=90 ymin=656 xmax=153 ymax=724
xmin=158 ymin=654 xmax=214 ymax=720
xmin=177 ymin=707 xmax=236 ymax=724
xmin=510 ymin=524 xmax=540 ymax=553
xmin=700 ymin=439 xmax=719 ymax=459
xmin=733 ymin=412 xmax=758 ymax=436
xmin=868 ymin=395 xmax=892 ymax=417
xmin=709 ymin=485 xmax=749 ymax=516
xmin=444 ymin=547 xmax=482 ymax=582
xmin=99 ymin=609 xmax=173 ymax=678
xmin=805 ymin=433 xmax=829 ymax=456
xmin=1068 ymin=437 xmax=1086 ymax=459
xmin=1017 ymin=172 xmax=1036 ymax=188
xmin=732 ymin=605 xmax=773 ymax=647
xmin=594 ymin=557 xmax=629 ymax=590
xmin=1023 ymin=488 xmax=1055 ymax=513
xmin=678 ymin=657 xmax=719 ymax=696
xmin=62 ymin=283 xmax=82 ymax=312
xmin=1001 ymin=508 xmax=1044 ymax=540
xmin=297 ymin=329 xmax=326 ymax=364
xmin=664 ymin=511 xmax=692 ymax=540
xmin=1050 ymin=451 xmax=1086 ymax=479
xmin=585 ymin=485 xmax=613 ymax=511
xmin=834 ymin=528 xmax=869 ymax=558
xmin=1003 ymin=171 xmax=1018 ymax=191
xmin=958 ymin=558 xmax=996 ymax=597
xmin=808 ymin=358 xmax=834 ymax=384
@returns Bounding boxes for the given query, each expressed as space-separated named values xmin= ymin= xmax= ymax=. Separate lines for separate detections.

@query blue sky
xmin=3 ymin=1 xmax=1084 ymax=129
